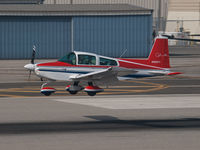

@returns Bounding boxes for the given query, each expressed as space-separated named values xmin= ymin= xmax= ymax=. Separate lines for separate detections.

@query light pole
xmin=157 ymin=0 xmax=161 ymax=32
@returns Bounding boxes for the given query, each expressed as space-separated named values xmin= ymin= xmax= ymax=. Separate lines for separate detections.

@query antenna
xmin=119 ymin=49 xmax=128 ymax=58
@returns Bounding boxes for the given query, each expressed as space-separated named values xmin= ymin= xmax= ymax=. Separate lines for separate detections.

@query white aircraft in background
xmin=24 ymin=36 xmax=181 ymax=96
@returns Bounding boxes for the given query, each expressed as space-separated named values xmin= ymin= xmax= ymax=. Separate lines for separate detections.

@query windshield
xmin=58 ymin=52 xmax=76 ymax=65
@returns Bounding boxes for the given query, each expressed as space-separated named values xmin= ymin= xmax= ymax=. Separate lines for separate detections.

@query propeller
xmin=24 ymin=45 xmax=36 ymax=80
xmin=31 ymin=45 xmax=36 ymax=64
xmin=28 ymin=69 xmax=32 ymax=80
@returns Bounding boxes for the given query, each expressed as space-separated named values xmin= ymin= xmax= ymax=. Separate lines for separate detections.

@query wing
xmin=70 ymin=67 xmax=115 ymax=81
xmin=70 ymin=67 xmax=137 ymax=83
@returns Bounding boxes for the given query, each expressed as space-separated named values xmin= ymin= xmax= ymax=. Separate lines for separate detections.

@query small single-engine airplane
xmin=24 ymin=36 xmax=181 ymax=96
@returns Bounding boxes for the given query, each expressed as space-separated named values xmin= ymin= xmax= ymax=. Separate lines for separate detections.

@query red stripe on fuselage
xmin=118 ymin=59 xmax=163 ymax=70
xmin=37 ymin=61 xmax=71 ymax=67
xmin=37 ymin=60 xmax=164 ymax=70
xmin=37 ymin=61 xmax=110 ymax=68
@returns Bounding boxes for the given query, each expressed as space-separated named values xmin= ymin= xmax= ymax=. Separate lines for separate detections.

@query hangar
xmin=0 ymin=4 xmax=153 ymax=59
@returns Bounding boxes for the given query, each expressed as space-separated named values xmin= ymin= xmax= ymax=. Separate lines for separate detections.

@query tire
xmin=87 ymin=92 xmax=96 ymax=96
xmin=42 ymin=92 xmax=52 ymax=96
xmin=69 ymin=91 xmax=78 ymax=95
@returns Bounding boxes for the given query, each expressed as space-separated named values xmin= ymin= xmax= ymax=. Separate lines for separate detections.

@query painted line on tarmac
xmin=0 ymin=81 xmax=168 ymax=98
xmin=0 ymin=94 xmax=27 ymax=98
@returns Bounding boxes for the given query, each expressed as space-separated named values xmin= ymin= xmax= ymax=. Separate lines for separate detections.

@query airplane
xmin=24 ymin=36 xmax=181 ymax=96
xmin=159 ymin=31 xmax=200 ymax=42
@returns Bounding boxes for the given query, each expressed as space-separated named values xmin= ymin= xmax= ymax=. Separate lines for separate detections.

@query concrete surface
xmin=0 ymin=95 xmax=200 ymax=150
xmin=54 ymin=94 xmax=200 ymax=109
xmin=0 ymin=46 xmax=200 ymax=150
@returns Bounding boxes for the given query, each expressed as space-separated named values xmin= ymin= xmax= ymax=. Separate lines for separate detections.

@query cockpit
xmin=58 ymin=52 xmax=76 ymax=65
xmin=58 ymin=51 xmax=118 ymax=66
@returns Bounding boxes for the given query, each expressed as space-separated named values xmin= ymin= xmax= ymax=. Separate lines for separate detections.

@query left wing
xmin=69 ymin=67 xmax=138 ymax=83
xmin=70 ymin=67 xmax=115 ymax=81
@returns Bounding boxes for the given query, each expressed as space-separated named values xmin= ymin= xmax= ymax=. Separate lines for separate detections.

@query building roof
xmin=0 ymin=4 xmax=153 ymax=16
xmin=0 ymin=0 xmax=44 ymax=4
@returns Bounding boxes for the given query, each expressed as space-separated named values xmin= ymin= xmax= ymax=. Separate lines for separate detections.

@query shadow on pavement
xmin=0 ymin=116 xmax=200 ymax=135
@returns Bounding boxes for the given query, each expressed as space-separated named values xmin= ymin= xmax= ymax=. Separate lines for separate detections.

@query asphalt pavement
xmin=0 ymin=95 xmax=200 ymax=150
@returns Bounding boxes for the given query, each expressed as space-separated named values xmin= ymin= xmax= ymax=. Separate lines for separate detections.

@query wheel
xmin=69 ymin=91 xmax=78 ymax=95
xmin=42 ymin=92 xmax=52 ymax=96
xmin=87 ymin=92 xmax=96 ymax=96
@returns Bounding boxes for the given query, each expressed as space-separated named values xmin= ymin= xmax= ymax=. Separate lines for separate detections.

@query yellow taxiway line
xmin=0 ymin=80 xmax=168 ymax=97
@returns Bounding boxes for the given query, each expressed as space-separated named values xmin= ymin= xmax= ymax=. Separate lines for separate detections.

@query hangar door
xmin=73 ymin=15 xmax=152 ymax=58
xmin=0 ymin=16 xmax=71 ymax=59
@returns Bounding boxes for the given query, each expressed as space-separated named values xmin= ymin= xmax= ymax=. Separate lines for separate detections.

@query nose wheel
xmin=40 ymin=82 xmax=56 ymax=96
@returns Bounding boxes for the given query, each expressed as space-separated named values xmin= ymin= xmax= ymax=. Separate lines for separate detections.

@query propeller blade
xmin=31 ymin=45 xmax=36 ymax=64
xmin=28 ymin=70 xmax=32 ymax=80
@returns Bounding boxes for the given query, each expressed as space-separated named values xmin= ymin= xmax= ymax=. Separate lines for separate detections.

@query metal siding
xmin=73 ymin=15 xmax=152 ymax=58
xmin=0 ymin=16 xmax=71 ymax=59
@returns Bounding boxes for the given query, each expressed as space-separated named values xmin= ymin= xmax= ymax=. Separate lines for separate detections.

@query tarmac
xmin=0 ymin=95 xmax=200 ymax=150
xmin=0 ymin=46 xmax=200 ymax=150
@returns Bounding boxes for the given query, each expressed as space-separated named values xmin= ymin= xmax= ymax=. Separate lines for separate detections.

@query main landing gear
xmin=40 ymin=81 xmax=104 ymax=96
xmin=84 ymin=82 xmax=104 ymax=96
xmin=65 ymin=81 xmax=83 ymax=95
xmin=66 ymin=82 xmax=104 ymax=96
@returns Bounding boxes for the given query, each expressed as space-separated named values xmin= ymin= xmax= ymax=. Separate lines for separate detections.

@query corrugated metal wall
xmin=0 ymin=16 xmax=71 ymax=59
xmin=73 ymin=15 xmax=152 ymax=58
xmin=0 ymin=14 xmax=152 ymax=59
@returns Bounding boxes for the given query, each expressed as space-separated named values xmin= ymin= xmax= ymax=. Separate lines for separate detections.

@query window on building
xmin=99 ymin=57 xmax=117 ymax=66
xmin=78 ymin=54 xmax=96 ymax=65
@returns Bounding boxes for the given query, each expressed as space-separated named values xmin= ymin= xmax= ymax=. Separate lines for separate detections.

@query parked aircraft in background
xmin=24 ymin=36 xmax=181 ymax=96
xmin=159 ymin=31 xmax=200 ymax=42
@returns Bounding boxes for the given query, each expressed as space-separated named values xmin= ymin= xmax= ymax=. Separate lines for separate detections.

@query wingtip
xmin=168 ymin=72 xmax=182 ymax=75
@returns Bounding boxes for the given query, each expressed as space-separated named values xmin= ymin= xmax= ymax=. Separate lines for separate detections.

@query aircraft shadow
xmin=0 ymin=116 xmax=200 ymax=135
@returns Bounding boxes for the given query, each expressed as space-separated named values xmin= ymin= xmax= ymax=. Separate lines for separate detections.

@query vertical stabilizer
xmin=148 ymin=37 xmax=170 ymax=68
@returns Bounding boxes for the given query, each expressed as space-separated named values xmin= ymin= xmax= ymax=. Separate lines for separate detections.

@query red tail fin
xmin=148 ymin=37 xmax=170 ymax=68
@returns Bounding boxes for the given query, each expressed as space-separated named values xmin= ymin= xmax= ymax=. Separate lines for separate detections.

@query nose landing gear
xmin=40 ymin=83 xmax=56 ymax=96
